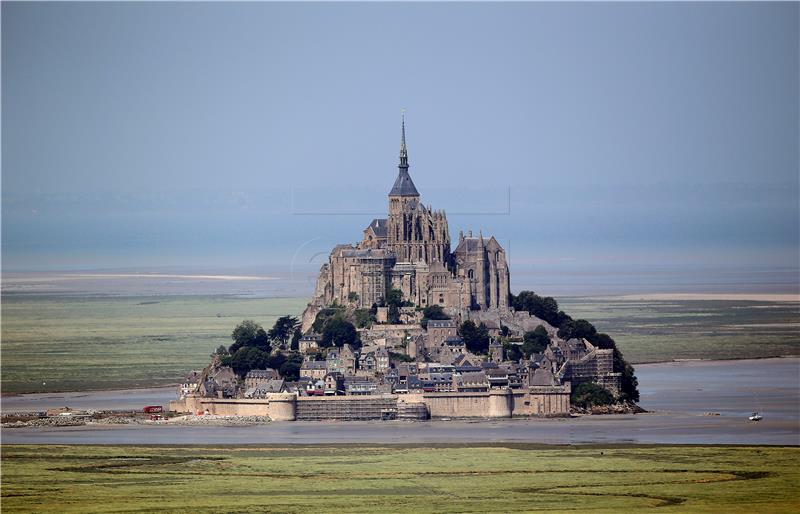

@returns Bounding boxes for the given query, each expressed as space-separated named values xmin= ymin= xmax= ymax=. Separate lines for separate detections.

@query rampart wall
xmin=170 ymin=386 xmax=571 ymax=420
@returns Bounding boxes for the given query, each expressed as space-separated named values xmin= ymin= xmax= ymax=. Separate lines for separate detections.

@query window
xmin=468 ymin=269 xmax=474 ymax=279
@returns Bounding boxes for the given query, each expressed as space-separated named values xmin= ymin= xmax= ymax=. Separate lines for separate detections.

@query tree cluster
xmin=458 ymin=320 xmax=491 ymax=355
xmin=320 ymin=317 xmax=361 ymax=349
xmin=521 ymin=326 xmax=550 ymax=357
xmin=511 ymin=291 xmax=639 ymax=402
xmin=220 ymin=316 xmax=303 ymax=379
xmin=420 ymin=305 xmax=450 ymax=329
xmin=384 ymin=288 xmax=407 ymax=323
xmin=571 ymin=382 xmax=615 ymax=408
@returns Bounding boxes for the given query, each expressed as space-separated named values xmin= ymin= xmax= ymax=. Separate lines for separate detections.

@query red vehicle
xmin=143 ymin=405 xmax=163 ymax=413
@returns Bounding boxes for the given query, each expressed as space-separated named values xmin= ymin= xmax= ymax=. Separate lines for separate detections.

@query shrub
xmin=571 ymin=382 xmax=615 ymax=408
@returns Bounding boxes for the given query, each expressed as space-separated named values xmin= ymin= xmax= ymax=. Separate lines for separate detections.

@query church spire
xmin=389 ymin=112 xmax=419 ymax=197
xmin=399 ymin=112 xmax=408 ymax=168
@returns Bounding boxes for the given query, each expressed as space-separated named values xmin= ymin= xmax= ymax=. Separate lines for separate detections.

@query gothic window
xmin=468 ymin=269 xmax=474 ymax=279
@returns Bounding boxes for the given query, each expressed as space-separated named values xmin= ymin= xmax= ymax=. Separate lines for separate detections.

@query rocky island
xmin=170 ymin=118 xmax=640 ymax=421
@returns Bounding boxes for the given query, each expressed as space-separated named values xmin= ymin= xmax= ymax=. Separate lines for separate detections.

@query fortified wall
xmin=170 ymin=385 xmax=571 ymax=421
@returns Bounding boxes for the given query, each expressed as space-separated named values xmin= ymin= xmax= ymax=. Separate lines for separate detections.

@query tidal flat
xmin=1 ymin=294 xmax=798 ymax=393
xmin=0 ymin=295 xmax=308 ymax=393
xmin=1 ymin=445 xmax=798 ymax=513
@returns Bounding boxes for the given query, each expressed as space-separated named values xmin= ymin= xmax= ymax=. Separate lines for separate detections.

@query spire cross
xmin=399 ymin=111 xmax=408 ymax=167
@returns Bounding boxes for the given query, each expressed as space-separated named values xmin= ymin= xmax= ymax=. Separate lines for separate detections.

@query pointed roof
xmin=389 ymin=113 xmax=419 ymax=197
xmin=389 ymin=169 xmax=419 ymax=196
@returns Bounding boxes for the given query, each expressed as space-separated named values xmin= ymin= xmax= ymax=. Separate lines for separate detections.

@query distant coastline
xmin=616 ymin=293 xmax=800 ymax=302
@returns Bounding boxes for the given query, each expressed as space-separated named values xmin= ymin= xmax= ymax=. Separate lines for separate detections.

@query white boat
xmin=748 ymin=412 xmax=763 ymax=421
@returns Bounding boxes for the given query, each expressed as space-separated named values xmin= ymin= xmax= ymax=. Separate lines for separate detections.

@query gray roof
xmin=428 ymin=319 xmax=457 ymax=329
xmin=341 ymin=248 xmax=393 ymax=260
xmin=245 ymin=369 xmax=279 ymax=380
xmin=455 ymin=372 xmax=489 ymax=386
xmin=444 ymin=335 xmax=464 ymax=346
xmin=366 ymin=218 xmax=388 ymax=237
xmin=389 ymin=169 xmax=419 ymax=197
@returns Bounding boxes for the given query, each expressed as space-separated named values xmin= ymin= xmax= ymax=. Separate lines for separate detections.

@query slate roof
xmin=366 ymin=218 xmax=388 ymax=237
xmin=428 ymin=319 xmax=457 ymax=329
xmin=444 ymin=335 xmax=465 ymax=346
xmin=245 ymin=369 xmax=279 ymax=380
xmin=453 ymin=236 xmax=503 ymax=254
xmin=389 ymin=169 xmax=419 ymax=197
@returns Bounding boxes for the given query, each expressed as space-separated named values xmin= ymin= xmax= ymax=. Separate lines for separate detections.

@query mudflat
xmin=3 ymin=358 xmax=798 ymax=445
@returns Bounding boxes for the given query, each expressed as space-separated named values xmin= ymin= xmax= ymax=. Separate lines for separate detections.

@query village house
xmin=324 ymin=372 xmax=344 ymax=395
xmin=374 ymin=347 xmax=390 ymax=374
xmin=180 ymin=370 xmax=202 ymax=398
xmin=361 ymin=352 xmax=377 ymax=373
xmin=426 ymin=319 xmax=458 ymax=346
xmin=198 ymin=365 xmax=237 ymax=399
xmin=453 ymin=371 xmax=490 ymax=392
xmin=245 ymin=379 xmax=286 ymax=398
xmin=298 ymin=333 xmax=322 ymax=353
xmin=344 ymin=377 xmax=379 ymax=395
xmin=244 ymin=369 xmax=280 ymax=390
xmin=300 ymin=360 xmax=327 ymax=380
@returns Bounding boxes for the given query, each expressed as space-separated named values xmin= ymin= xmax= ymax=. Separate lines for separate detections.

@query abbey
xmin=303 ymin=118 xmax=510 ymax=329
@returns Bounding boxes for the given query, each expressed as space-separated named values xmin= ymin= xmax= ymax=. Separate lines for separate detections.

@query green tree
xmin=354 ymin=308 xmax=375 ymax=328
xmin=511 ymin=291 xmax=565 ymax=327
xmin=513 ymin=292 xmax=641 ymax=403
xmin=347 ymin=291 xmax=360 ymax=303
xmin=571 ymin=382 xmax=615 ymax=408
xmin=420 ymin=304 xmax=450 ymax=328
xmin=223 ymin=346 xmax=271 ymax=377
xmin=311 ymin=306 xmax=345 ymax=333
xmin=386 ymin=288 xmax=403 ymax=307
xmin=229 ymin=320 xmax=270 ymax=355
xmin=459 ymin=320 xmax=491 ymax=355
xmin=389 ymin=351 xmax=414 ymax=363
xmin=321 ymin=318 xmax=361 ymax=349
xmin=279 ymin=352 xmax=305 ymax=382
xmin=267 ymin=353 xmax=287 ymax=372
xmin=503 ymin=341 xmax=523 ymax=362
xmin=557 ymin=319 xmax=597 ymax=341
xmin=385 ymin=288 xmax=404 ymax=323
xmin=214 ymin=345 xmax=229 ymax=357
xmin=289 ymin=328 xmax=302 ymax=351
xmin=522 ymin=326 xmax=550 ymax=357
xmin=268 ymin=315 xmax=300 ymax=349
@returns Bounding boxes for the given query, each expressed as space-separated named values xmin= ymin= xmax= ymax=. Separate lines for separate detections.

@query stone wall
xmin=510 ymin=384 xmax=572 ymax=417
xmin=171 ymin=386 xmax=571 ymax=420
xmin=170 ymin=394 xmax=296 ymax=421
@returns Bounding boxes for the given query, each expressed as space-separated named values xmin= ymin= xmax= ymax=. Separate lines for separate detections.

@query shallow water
xmin=2 ymin=358 xmax=798 ymax=445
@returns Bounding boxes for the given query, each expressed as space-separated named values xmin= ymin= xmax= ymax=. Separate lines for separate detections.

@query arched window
xmin=468 ymin=269 xmax=474 ymax=279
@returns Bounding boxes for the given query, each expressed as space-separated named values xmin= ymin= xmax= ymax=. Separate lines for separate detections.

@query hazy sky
xmin=2 ymin=2 xmax=798 ymax=280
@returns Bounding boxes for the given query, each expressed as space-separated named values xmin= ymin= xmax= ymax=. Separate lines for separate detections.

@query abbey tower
xmin=301 ymin=117 xmax=510 ymax=332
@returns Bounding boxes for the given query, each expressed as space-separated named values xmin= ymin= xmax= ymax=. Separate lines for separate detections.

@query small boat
xmin=748 ymin=412 xmax=763 ymax=422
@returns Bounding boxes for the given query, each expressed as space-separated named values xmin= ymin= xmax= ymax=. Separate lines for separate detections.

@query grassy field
xmin=0 ymin=295 xmax=307 ymax=393
xmin=1 ymin=445 xmax=798 ymax=513
xmin=1 ymin=294 xmax=798 ymax=393
xmin=559 ymin=297 xmax=800 ymax=364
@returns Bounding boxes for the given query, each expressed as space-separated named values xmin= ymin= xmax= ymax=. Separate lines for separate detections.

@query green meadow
xmin=558 ymin=297 xmax=800 ymax=364
xmin=1 ymin=445 xmax=798 ymax=513
xmin=1 ymin=294 xmax=798 ymax=393
xmin=0 ymin=295 xmax=307 ymax=393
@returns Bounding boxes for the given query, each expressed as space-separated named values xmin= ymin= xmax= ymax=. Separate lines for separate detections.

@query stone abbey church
xmin=303 ymin=118 xmax=511 ymax=327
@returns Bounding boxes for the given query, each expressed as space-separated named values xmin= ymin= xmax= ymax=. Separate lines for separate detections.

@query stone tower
xmin=386 ymin=116 xmax=450 ymax=264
